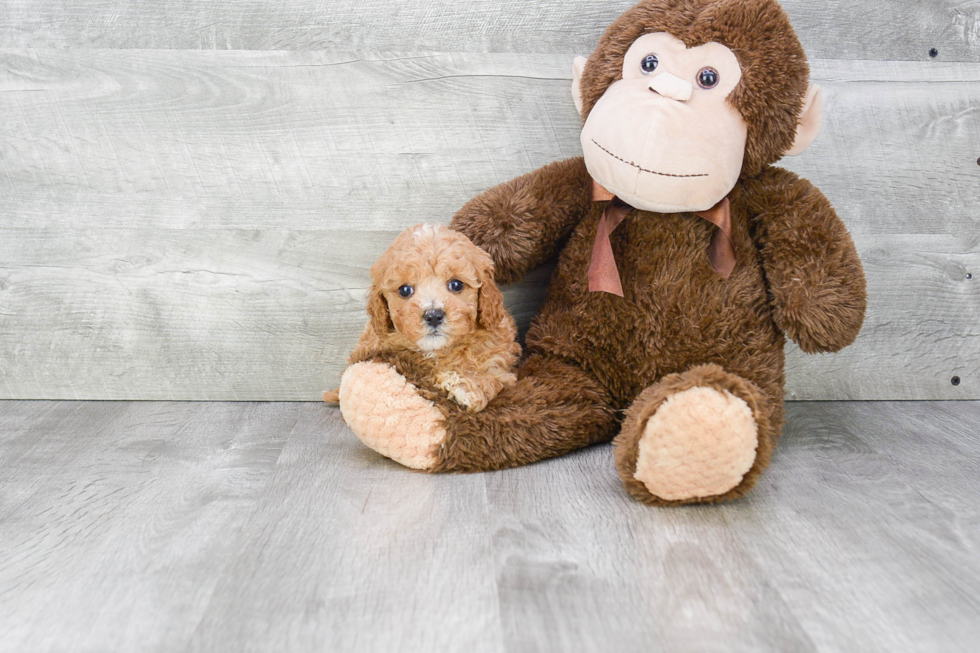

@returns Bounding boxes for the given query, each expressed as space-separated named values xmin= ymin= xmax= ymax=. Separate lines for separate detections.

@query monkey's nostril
xmin=423 ymin=309 xmax=445 ymax=327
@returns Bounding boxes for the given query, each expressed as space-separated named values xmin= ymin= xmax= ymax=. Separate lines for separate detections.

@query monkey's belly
xmin=525 ymin=212 xmax=785 ymax=407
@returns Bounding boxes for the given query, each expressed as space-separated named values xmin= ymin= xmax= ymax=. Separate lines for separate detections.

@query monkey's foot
xmin=338 ymin=362 xmax=446 ymax=471
xmin=615 ymin=364 xmax=772 ymax=505
xmin=635 ymin=386 xmax=757 ymax=500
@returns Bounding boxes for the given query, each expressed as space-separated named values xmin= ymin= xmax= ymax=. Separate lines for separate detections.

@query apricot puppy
xmin=325 ymin=224 xmax=520 ymax=412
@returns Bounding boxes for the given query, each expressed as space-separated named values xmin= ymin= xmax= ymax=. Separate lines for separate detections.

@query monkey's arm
xmin=746 ymin=168 xmax=867 ymax=354
xmin=450 ymin=157 xmax=593 ymax=283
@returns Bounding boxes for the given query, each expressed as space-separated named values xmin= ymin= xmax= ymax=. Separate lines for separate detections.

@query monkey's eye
xmin=640 ymin=54 xmax=659 ymax=74
xmin=398 ymin=285 xmax=414 ymax=298
xmin=448 ymin=279 xmax=465 ymax=293
xmin=697 ymin=67 xmax=720 ymax=89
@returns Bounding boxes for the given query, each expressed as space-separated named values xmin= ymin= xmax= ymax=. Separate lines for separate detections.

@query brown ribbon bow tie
xmin=587 ymin=180 xmax=736 ymax=296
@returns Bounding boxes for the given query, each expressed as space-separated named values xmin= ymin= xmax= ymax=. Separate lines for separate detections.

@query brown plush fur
xmin=451 ymin=158 xmax=595 ymax=285
xmin=430 ymin=353 xmax=621 ymax=472
xmin=326 ymin=224 xmax=521 ymax=412
xmin=351 ymin=0 xmax=867 ymax=504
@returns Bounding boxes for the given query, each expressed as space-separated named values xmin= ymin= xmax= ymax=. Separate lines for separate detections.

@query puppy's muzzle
xmin=423 ymin=308 xmax=445 ymax=328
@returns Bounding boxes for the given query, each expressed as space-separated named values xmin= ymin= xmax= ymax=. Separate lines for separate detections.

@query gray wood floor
xmin=1 ymin=400 xmax=978 ymax=652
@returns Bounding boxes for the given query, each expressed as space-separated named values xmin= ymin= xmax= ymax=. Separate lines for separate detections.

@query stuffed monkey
xmin=337 ymin=0 xmax=866 ymax=505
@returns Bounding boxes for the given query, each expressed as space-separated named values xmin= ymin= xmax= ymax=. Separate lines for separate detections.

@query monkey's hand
xmin=747 ymin=168 xmax=867 ymax=354
xmin=450 ymin=157 xmax=593 ymax=284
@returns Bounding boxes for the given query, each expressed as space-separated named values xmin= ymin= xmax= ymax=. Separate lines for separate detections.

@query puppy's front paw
xmin=436 ymin=371 xmax=488 ymax=412
xmin=436 ymin=371 xmax=461 ymax=395
xmin=451 ymin=385 xmax=489 ymax=413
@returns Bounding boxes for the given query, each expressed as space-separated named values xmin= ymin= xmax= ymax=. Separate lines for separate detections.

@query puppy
xmin=324 ymin=224 xmax=520 ymax=412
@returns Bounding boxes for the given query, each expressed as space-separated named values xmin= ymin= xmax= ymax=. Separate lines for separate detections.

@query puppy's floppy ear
xmin=366 ymin=285 xmax=393 ymax=337
xmin=476 ymin=258 xmax=513 ymax=340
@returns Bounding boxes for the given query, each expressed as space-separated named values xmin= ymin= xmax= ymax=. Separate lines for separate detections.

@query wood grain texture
xmin=486 ymin=450 xmax=817 ymax=652
xmin=1 ymin=49 xmax=977 ymax=400
xmin=730 ymin=401 xmax=980 ymax=651
xmin=2 ymin=52 xmax=978 ymax=235
xmin=0 ymin=49 xmax=581 ymax=231
xmin=187 ymin=408 xmax=502 ymax=653
xmin=0 ymin=401 xmax=294 ymax=652
xmin=1 ymin=399 xmax=979 ymax=651
xmin=0 ymin=229 xmax=382 ymax=401
xmin=0 ymin=0 xmax=978 ymax=62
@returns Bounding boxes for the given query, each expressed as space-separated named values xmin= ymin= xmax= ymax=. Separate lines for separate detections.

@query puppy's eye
xmin=397 ymin=285 xmax=414 ymax=298
xmin=448 ymin=279 xmax=465 ymax=293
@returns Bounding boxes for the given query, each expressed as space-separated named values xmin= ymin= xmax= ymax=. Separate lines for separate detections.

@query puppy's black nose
xmin=423 ymin=308 xmax=445 ymax=327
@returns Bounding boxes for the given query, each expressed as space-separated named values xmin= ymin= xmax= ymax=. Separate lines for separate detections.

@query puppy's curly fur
xmin=324 ymin=224 xmax=520 ymax=412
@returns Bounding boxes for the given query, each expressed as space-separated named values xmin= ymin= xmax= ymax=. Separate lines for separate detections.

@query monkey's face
xmin=578 ymin=33 xmax=747 ymax=213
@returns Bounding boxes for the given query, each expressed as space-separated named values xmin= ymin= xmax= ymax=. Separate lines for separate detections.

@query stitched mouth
xmin=591 ymin=140 xmax=709 ymax=179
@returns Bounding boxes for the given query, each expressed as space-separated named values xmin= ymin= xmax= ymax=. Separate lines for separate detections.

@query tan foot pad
xmin=338 ymin=362 xmax=446 ymax=471
xmin=635 ymin=386 xmax=758 ymax=501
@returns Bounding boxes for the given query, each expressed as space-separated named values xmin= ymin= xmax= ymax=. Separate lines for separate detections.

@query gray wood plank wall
xmin=1 ymin=1 xmax=978 ymax=400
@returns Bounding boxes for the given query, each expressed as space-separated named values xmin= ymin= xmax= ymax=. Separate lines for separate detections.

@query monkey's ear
xmin=571 ymin=55 xmax=588 ymax=116
xmin=786 ymin=84 xmax=823 ymax=156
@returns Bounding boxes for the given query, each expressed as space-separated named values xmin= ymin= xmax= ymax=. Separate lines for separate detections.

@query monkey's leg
xmin=338 ymin=354 xmax=618 ymax=472
xmin=613 ymin=364 xmax=779 ymax=505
